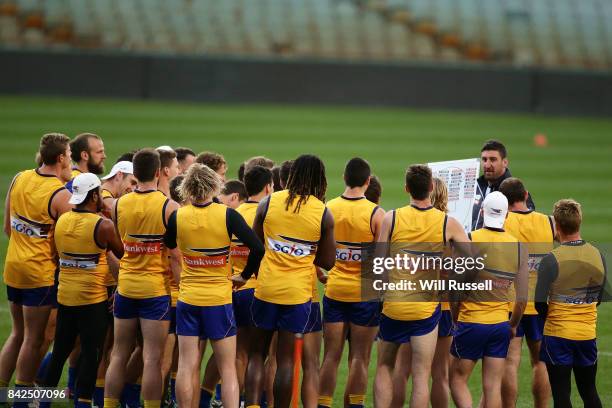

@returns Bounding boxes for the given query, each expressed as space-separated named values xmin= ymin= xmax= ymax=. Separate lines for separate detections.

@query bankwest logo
xmin=124 ymin=233 xmax=165 ymax=255
xmin=267 ymin=235 xmax=316 ymax=257
xmin=11 ymin=214 xmax=51 ymax=238
xmin=184 ymin=246 xmax=230 ymax=268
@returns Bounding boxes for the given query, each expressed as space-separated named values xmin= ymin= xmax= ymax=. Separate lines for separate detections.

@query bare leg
xmin=318 ymin=322 xmax=347 ymax=402
xmin=139 ymin=318 xmax=170 ymax=402
xmin=431 ymin=336 xmax=452 ymax=408
xmin=301 ymin=331 xmax=321 ymax=408
xmin=104 ymin=318 xmax=138 ymax=399
xmin=373 ymin=340 xmax=400 ymax=408
xmin=450 ymin=356 xmax=476 ymax=408
xmin=176 ymin=335 xmax=200 ymax=408
xmin=391 ymin=343 xmax=411 ymax=407
xmin=408 ymin=327 xmax=438 ymax=408
xmin=0 ymin=302 xmax=24 ymax=383
xmin=272 ymin=330 xmax=296 ymax=408
xmin=501 ymin=337 xmax=521 ymax=408
xmin=212 ymin=336 xmax=239 ymax=408
xmin=526 ymin=338 xmax=550 ymax=408
xmin=482 ymin=357 xmax=506 ymax=408
xmin=15 ymin=305 xmax=52 ymax=383
xmin=244 ymin=328 xmax=274 ymax=406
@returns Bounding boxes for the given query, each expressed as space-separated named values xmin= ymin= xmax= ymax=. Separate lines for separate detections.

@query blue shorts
xmin=6 ymin=285 xmax=57 ymax=307
xmin=438 ymin=310 xmax=454 ymax=337
xmin=176 ymin=301 xmax=236 ymax=340
xmin=515 ymin=314 xmax=544 ymax=341
xmin=379 ymin=305 xmax=441 ymax=344
xmin=233 ymin=288 xmax=255 ymax=328
xmin=113 ymin=293 xmax=171 ymax=321
xmin=168 ymin=307 xmax=177 ymax=334
xmin=251 ymin=297 xmax=312 ymax=334
xmin=322 ymin=296 xmax=381 ymax=327
xmin=540 ymin=335 xmax=597 ymax=367
xmin=451 ymin=321 xmax=511 ymax=360
xmin=304 ymin=302 xmax=322 ymax=333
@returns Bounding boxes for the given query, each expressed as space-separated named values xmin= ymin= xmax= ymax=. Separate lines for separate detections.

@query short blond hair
xmin=553 ymin=199 xmax=582 ymax=235
xmin=179 ymin=163 xmax=221 ymax=203
xmin=430 ymin=177 xmax=448 ymax=213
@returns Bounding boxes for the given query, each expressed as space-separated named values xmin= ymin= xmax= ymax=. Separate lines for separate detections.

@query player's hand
xmin=509 ymin=325 xmax=517 ymax=338
xmin=318 ymin=273 xmax=328 ymax=284
xmin=108 ymin=290 xmax=115 ymax=313
xmin=231 ymin=275 xmax=247 ymax=290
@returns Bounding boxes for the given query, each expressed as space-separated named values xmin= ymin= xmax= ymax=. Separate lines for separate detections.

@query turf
xmin=0 ymin=95 xmax=611 ymax=407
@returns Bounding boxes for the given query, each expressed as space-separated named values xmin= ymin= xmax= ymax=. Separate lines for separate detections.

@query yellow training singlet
xmin=230 ymin=201 xmax=259 ymax=291
xmin=383 ymin=205 xmax=446 ymax=321
xmin=177 ymin=202 xmax=232 ymax=306
xmin=459 ymin=228 xmax=519 ymax=324
xmin=325 ymin=196 xmax=378 ymax=302
xmin=4 ymin=169 xmax=66 ymax=289
xmin=55 ymin=210 xmax=109 ymax=306
xmin=505 ymin=210 xmax=554 ymax=315
xmin=101 ymin=189 xmax=115 ymax=200
xmin=116 ymin=190 xmax=170 ymax=299
xmin=544 ymin=242 xmax=605 ymax=341
xmin=255 ymin=190 xmax=326 ymax=305
xmin=71 ymin=168 xmax=83 ymax=180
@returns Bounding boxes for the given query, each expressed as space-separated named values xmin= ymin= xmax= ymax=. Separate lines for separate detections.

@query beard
xmin=87 ymin=157 xmax=105 ymax=175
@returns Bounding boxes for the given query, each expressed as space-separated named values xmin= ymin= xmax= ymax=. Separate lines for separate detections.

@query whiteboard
xmin=428 ymin=158 xmax=480 ymax=232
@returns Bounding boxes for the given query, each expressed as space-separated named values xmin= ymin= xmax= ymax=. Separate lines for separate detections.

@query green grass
xmin=0 ymin=95 xmax=611 ymax=407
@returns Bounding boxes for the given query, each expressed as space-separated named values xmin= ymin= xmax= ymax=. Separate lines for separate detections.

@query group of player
xmin=0 ymin=133 xmax=606 ymax=408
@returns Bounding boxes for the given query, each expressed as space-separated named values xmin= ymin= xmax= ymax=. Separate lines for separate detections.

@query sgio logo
xmin=11 ymin=216 xmax=48 ymax=238
xmin=336 ymin=248 xmax=362 ymax=262
xmin=267 ymin=238 xmax=313 ymax=257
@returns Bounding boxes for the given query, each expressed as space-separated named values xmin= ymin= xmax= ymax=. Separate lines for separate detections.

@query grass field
xmin=0 ymin=95 xmax=611 ymax=407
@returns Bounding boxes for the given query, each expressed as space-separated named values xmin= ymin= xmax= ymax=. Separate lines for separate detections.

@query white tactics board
xmin=427 ymin=158 xmax=480 ymax=232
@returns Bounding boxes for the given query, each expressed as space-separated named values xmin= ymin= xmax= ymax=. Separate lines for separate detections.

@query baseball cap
xmin=101 ymin=161 xmax=133 ymax=181
xmin=69 ymin=173 xmax=101 ymax=205
xmin=156 ymin=145 xmax=173 ymax=152
xmin=482 ymin=191 xmax=508 ymax=229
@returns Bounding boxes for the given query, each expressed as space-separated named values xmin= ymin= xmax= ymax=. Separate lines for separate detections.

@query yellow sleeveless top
xmin=116 ymin=190 xmax=170 ymax=299
xmin=177 ymin=202 xmax=232 ymax=306
xmin=325 ymin=196 xmax=378 ymax=302
xmin=545 ymin=242 xmax=604 ymax=341
xmin=230 ymin=201 xmax=259 ymax=291
xmin=505 ymin=210 xmax=554 ymax=315
xmin=255 ymin=190 xmax=326 ymax=305
xmin=383 ymin=205 xmax=446 ymax=321
xmin=459 ymin=227 xmax=519 ymax=324
xmin=4 ymin=169 xmax=65 ymax=289
xmin=55 ymin=210 xmax=109 ymax=306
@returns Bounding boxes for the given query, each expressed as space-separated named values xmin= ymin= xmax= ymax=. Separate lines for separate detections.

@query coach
xmin=472 ymin=140 xmax=535 ymax=230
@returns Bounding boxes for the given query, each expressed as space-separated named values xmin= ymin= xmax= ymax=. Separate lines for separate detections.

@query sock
xmin=143 ymin=401 xmax=160 ymax=408
xmin=240 ymin=395 xmax=245 ymax=407
xmin=75 ymin=398 xmax=92 ymax=408
xmin=317 ymin=395 xmax=333 ymax=408
xmin=348 ymin=394 xmax=365 ymax=408
xmin=36 ymin=351 xmax=53 ymax=381
xmin=93 ymin=378 xmax=104 ymax=408
xmin=68 ymin=366 xmax=77 ymax=397
xmin=121 ymin=382 xmax=141 ymax=407
xmin=104 ymin=398 xmax=120 ymax=408
xmin=199 ymin=387 xmax=214 ymax=408
xmin=170 ymin=372 xmax=177 ymax=402
xmin=259 ymin=391 xmax=267 ymax=408
xmin=12 ymin=382 xmax=34 ymax=408
xmin=246 ymin=406 xmax=260 ymax=408
xmin=214 ymin=383 xmax=222 ymax=400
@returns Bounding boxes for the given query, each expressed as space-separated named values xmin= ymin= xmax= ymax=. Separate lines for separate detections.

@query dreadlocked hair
xmin=285 ymin=154 xmax=327 ymax=213
xmin=179 ymin=163 xmax=221 ymax=203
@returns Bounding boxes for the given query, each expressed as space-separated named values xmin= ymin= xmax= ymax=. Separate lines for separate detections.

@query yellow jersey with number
xmin=325 ymin=196 xmax=379 ymax=302
xmin=255 ymin=190 xmax=326 ymax=305
xmin=459 ymin=227 xmax=519 ymax=324
xmin=230 ymin=201 xmax=259 ymax=291
xmin=55 ymin=210 xmax=108 ymax=306
xmin=545 ymin=242 xmax=604 ymax=341
xmin=505 ymin=210 xmax=554 ymax=315
xmin=383 ymin=205 xmax=446 ymax=321
xmin=116 ymin=190 xmax=170 ymax=299
xmin=4 ymin=169 xmax=66 ymax=289
xmin=177 ymin=202 xmax=232 ymax=306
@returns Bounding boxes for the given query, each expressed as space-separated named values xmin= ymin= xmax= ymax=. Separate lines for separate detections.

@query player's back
xmin=545 ymin=242 xmax=605 ymax=341
xmin=459 ymin=227 xmax=519 ymax=324
xmin=230 ymin=200 xmax=259 ymax=290
xmin=256 ymin=189 xmax=326 ymax=305
xmin=4 ymin=169 xmax=66 ymax=289
xmin=177 ymin=202 xmax=232 ymax=306
xmin=383 ymin=204 xmax=446 ymax=320
xmin=55 ymin=210 xmax=108 ymax=306
xmin=505 ymin=210 xmax=554 ymax=314
xmin=325 ymin=195 xmax=379 ymax=302
xmin=116 ymin=189 xmax=170 ymax=299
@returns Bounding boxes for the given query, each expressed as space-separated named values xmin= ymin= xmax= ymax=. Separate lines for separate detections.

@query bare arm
xmin=371 ymin=207 xmax=385 ymax=239
xmin=4 ymin=173 xmax=19 ymax=237
xmin=50 ymin=188 xmax=73 ymax=220
xmin=106 ymin=250 xmax=120 ymax=281
xmin=313 ymin=209 xmax=335 ymax=271
xmin=97 ymin=219 xmax=124 ymax=259
xmin=445 ymin=216 xmax=471 ymax=322
xmin=251 ymin=196 xmax=269 ymax=245
xmin=169 ymin=247 xmax=182 ymax=286
xmin=163 ymin=210 xmax=182 ymax=285
xmin=510 ymin=242 xmax=529 ymax=328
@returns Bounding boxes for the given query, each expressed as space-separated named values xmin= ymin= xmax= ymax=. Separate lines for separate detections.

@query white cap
xmin=69 ymin=173 xmax=101 ymax=204
xmin=482 ymin=191 xmax=508 ymax=229
xmin=156 ymin=145 xmax=173 ymax=152
xmin=101 ymin=161 xmax=133 ymax=181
